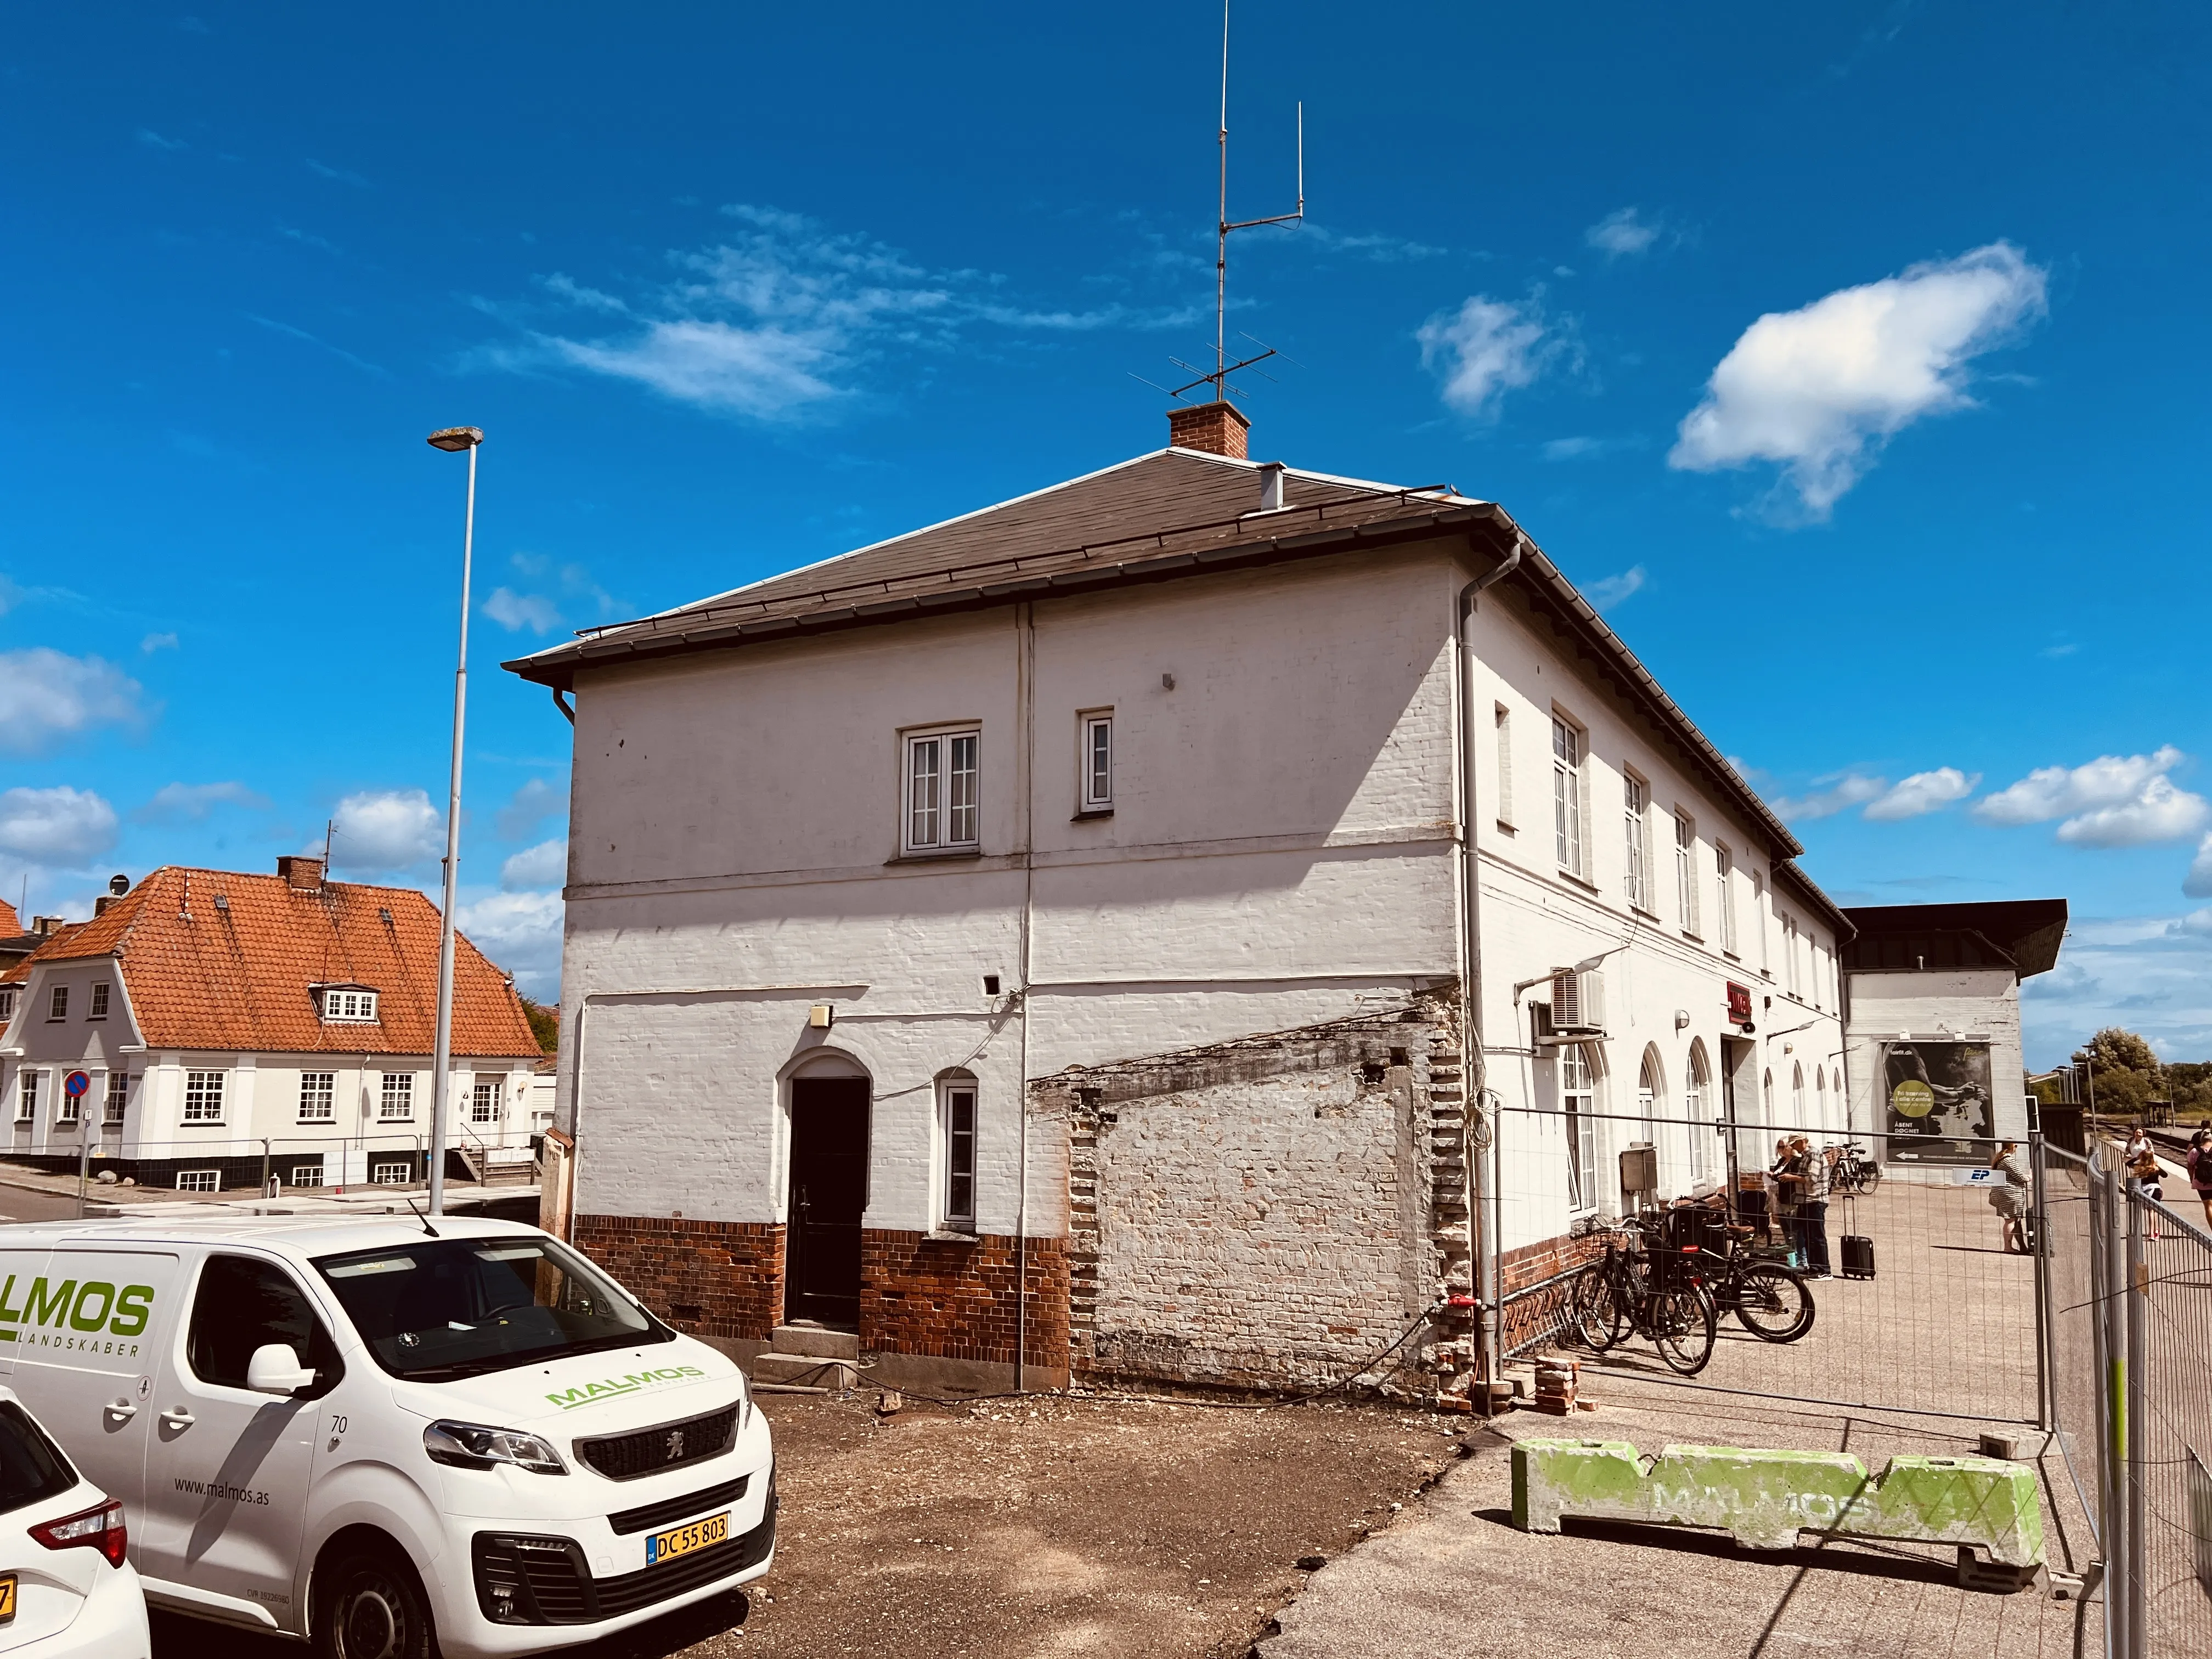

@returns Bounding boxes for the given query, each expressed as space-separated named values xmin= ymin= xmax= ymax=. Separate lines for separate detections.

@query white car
xmin=0 ymin=1216 xmax=772 ymax=1658
xmin=0 ymin=1386 xmax=150 ymax=1657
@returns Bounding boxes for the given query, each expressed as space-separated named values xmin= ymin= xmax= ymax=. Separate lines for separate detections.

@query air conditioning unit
xmin=1549 ymin=966 xmax=1606 ymax=1035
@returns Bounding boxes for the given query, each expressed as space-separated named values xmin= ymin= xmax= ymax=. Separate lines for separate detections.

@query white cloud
xmin=0 ymin=648 xmax=150 ymax=754
xmin=495 ymin=778 xmax=566 ymax=842
xmin=1863 ymin=767 xmax=1979 ymax=821
xmin=1974 ymin=746 xmax=2208 ymax=846
xmin=1668 ymin=241 xmax=2047 ymax=518
xmin=1584 ymin=207 xmax=1662 ymax=257
xmin=0 ymin=787 xmax=120 ymax=866
xmin=1583 ymin=566 xmax=1646 ymax=611
xmin=2022 ymin=911 xmax=2212 ymax=1067
xmin=133 ymin=781 xmax=270 ymax=824
xmin=1417 ymin=295 xmax=1564 ymax=419
xmin=328 ymin=788 xmax=442 ymax=872
xmin=1773 ymin=774 xmax=1889 ymax=822
xmin=140 ymin=632 xmax=178 ymax=653
xmin=2185 ymin=833 xmax=2212 ymax=900
xmin=501 ymin=839 xmax=567 ymax=890
xmin=457 ymin=890 xmax=564 ymax=993
xmin=484 ymin=587 xmax=563 ymax=634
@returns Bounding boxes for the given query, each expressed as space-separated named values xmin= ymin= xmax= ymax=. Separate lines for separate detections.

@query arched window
xmin=1636 ymin=1048 xmax=1663 ymax=1198
xmin=1815 ymin=1067 xmax=1829 ymax=1132
xmin=1684 ymin=1041 xmax=1712 ymax=1183
xmin=1562 ymin=1043 xmax=1598 ymax=1212
xmin=1792 ymin=1063 xmax=1805 ymax=1128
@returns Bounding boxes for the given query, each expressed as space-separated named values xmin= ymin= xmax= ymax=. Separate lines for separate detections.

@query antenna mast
xmin=1185 ymin=0 xmax=1302 ymax=405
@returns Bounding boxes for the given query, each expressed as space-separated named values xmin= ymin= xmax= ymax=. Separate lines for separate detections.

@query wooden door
xmin=786 ymin=1077 xmax=869 ymax=1328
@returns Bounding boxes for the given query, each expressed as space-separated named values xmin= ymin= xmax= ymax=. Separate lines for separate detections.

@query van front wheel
xmin=315 ymin=1547 xmax=437 ymax=1659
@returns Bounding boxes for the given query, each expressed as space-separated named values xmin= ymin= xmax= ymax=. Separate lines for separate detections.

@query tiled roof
xmin=0 ymin=900 xmax=17 ymax=935
xmin=17 ymin=867 xmax=544 ymax=1059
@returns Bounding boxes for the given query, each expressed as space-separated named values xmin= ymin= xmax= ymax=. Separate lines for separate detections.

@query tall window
xmin=1551 ymin=716 xmax=1584 ymax=877
xmin=1752 ymin=873 xmax=1769 ymax=975
xmin=56 ymin=1082 xmax=79 ymax=1126
xmin=941 ymin=1080 xmax=978 ymax=1229
xmin=1494 ymin=704 xmax=1515 ymax=828
xmin=1716 ymin=844 xmax=1737 ymax=953
xmin=47 ymin=986 xmax=67 ymax=1021
xmin=1684 ymin=1043 xmax=1711 ymax=1182
xmin=471 ymin=1080 xmax=499 ymax=1123
xmin=299 ymin=1072 xmax=336 ymax=1122
xmin=1674 ymin=813 xmax=1700 ymax=934
xmin=379 ymin=1073 xmax=414 ymax=1120
xmin=1782 ymin=915 xmax=1802 ymax=996
xmin=14 ymin=1071 xmax=37 ymax=1123
xmin=1080 ymin=713 xmax=1113 ymax=811
xmin=183 ymin=1070 xmax=225 ymax=1122
xmin=905 ymin=729 xmax=980 ymax=853
xmin=1562 ymin=1044 xmax=1597 ymax=1211
xmin=88 ymin=983 xmax=110 ymax=1019
xmin=1623 ymin=774 xmax=1650 ymax=911
xmin=1815 ymin=1067 xmax=1829 ymax=1131
xmin=1792 ymin=1063 xmax=1805 ymax=1126
xmin=104 ymin=1071 xmax=128 ymax=1125
xmin=1634 ymin=1051 xmax=1661 ymax=1195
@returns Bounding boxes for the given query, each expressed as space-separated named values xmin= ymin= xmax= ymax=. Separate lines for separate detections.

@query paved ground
xmin=1260 ymin=1388 xmax=2097 ymax=1659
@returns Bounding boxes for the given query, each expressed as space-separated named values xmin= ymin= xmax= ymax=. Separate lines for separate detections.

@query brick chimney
xmin=278 ymin=855 xmax=325 ymax=892
xmin=1167 ymin=399 xmax=1250 ymax=460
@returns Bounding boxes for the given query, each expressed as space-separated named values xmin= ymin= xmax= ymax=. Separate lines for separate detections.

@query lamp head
xmin=426 ymin=426 xmax=483 ymax=452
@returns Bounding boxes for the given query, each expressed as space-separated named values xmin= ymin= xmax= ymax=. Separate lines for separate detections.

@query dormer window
xmin=316 ymin=985 xmax=380 ymax=1023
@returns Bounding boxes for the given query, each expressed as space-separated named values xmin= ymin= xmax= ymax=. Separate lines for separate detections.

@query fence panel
xmin=2130 ymin=1188 xmax=2212 ymax=1659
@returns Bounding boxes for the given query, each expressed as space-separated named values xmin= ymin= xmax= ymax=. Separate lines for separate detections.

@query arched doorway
xmin=786 ymin=1051 xmax=871 ymax=1329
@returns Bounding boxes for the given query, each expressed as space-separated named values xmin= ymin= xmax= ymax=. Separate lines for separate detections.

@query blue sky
xmin=2 ymin=3 xmax=2207 ymax=1064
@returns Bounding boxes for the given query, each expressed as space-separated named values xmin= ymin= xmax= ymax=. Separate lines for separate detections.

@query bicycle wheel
xmin=1570 ymin=1265 xmax=1624 ymax=1352
xmin=1734 ymin=1262 xmax=1816 ymax=1343
xmin=1857 ymin=1161 xmax=1882 ymax=1195
xmin=1649 ymin=1284 xmax=1717 ymax=1375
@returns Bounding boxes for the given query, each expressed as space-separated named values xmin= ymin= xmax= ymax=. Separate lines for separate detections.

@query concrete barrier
xmin=1511 ymin=1438 xmax=2044 ymax=1568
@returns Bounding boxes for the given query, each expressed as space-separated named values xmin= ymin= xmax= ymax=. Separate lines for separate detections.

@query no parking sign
xmin=63 ymin=1071 xmax=89 ymax=1101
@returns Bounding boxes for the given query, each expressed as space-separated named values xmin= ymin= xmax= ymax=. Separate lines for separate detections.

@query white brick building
xmin=509 ymin=401 xmax=1849 ymax=1400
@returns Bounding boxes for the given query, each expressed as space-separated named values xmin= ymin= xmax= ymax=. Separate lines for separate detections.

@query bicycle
xmin=1829 ymin=1143 xmax=1882 ymax=1197
xmin=1569 ymin=1220 xmax=1718 ymax=1375
xmin=1683 ymin=1226 xmax=1815 ymax=1342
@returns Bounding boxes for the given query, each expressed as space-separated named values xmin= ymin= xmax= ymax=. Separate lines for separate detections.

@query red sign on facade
xmin=1725 ymin=982 xmax=1753 ymax=1025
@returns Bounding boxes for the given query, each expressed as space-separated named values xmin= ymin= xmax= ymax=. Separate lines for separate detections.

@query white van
xmin=0 ymin=1214 xmax=772 ymax=1658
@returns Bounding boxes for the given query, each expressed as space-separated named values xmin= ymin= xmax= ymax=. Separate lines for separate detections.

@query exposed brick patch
xmin=860 ymin=1229 xmax=1070 ymax=1370
xmin=1497 ymin=1229 xmax=1603 ymax=1357
xmin=573 ymin=1214 xmax=785 ymax=1342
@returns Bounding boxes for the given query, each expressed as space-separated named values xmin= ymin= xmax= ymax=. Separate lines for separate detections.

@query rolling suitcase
xmin=1839 ymin=1235 xmax=1875 ymax=1280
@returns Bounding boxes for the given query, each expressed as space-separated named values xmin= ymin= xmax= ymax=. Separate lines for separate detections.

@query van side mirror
xmin=246 ymin=1344 xmax=317 ymax=1396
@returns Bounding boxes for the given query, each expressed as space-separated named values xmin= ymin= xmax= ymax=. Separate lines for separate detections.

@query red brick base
xmin=861 ymin=1230 xmax=1070 ymax=1372
xmin=573 ymin=1215 xmax=786 ymax=1343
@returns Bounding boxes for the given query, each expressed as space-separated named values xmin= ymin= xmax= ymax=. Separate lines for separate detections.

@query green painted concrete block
xmin=1510 ymin=1438 xmax=2044 ymax=1567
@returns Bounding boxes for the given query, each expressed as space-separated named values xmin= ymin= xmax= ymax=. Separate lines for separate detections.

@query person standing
xmin=2186 ymin=1128 xmax=2212 ymax=1233
xmin=1990 ymin=1140 xmax=2030 ymax=1254
xmin=1770 ymin=1138 xmax=1802 ymax=1264
xmin=1790 ymin=1135 xmax=1832 ymax=1278
xmin=2124 ymin=1125 xmax=2165 ymax=1241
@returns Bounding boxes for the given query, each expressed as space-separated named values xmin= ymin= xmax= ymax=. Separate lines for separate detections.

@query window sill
xmin=887 ymin=848 xmax=983 ymax=865
xmin=1495 ymin=820 xmax=1516 ymax=835
xmin=923 ymin=1227 xmax=979 ymax=1244
xmin=1630 ymin=904 xmax=1662 ymax=923
xmin=180 ymin=1120 xmax=227 ymax=1128
xmin=1071 ymin=808 xmax=1113 ymax=822
xmin=1556 ymin=870 xmax=1600 ymax=895
xmin=1680 ymin=930 xmax=1705 ymax=945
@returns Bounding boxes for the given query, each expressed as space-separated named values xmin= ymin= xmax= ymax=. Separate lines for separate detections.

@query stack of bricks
xmin=1532 ymin=1352 xmax=1579 ymax=1416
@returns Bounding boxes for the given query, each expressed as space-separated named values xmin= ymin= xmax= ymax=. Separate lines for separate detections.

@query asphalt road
xmin=0 ymin=1187 xmax=92 ymax=1224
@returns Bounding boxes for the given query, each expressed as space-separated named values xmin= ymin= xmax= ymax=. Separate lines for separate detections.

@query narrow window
xmin=0 ymin=989 xmax=14 ymax=1024
xmin=1551 ymin=716 xmax=1584 ymax=876
xmin=379 ymin=1073 xmax=414 ymax=1120
xmin=46 ymin=986 xmax=66 ymax=1022
xmin=471 ymin=1079 xmax=498 ymax=1123
xmin=1792 ymin=1063 xmax=1805 ymax=1125
xmin=87 ymin=983 xmax=110 ymax=1019
xmin=1562 ymin=1044 xmax=1597 ymax=1210
xmin=183 ymin=1070 xmax=225 ymax=1122
xmin=942 ymin=1082 xmax=978 ymax=1229
xmin=1684 ymin=1044 xmax=1711 ymax=1182
xmin=1783 ymin=913 xmax=1801 ymax=995
xmin=1716 ymin=844 xmax=1737 ymax=953
xmin=1494 ymin=704 xmax=1514 ymax=828
xmin=299 ymin=1072 xmax=336 ymax=1122
xmin=14 ymin=1071 xmax=37 ymax=1122
xmin=1753 ymin=872 xmax=1770 ymax=976
xmin=1623 ymin=774 xmax=1649 ymax=911
xmin=1080 ymin=713 xmax=1114 ymax=812
xmin=905 ymin=729 xmax=981 ymax=853
xmin=104 ymin=1071 xmax=128 ymax=1125
xmin=55 ymin=1082 xmax=79 ymax=1126
xmin=1674 ymin=812 xmax=1700 ymax=934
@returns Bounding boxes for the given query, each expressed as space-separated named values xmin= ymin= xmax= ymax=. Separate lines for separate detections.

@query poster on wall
xmin=1880 ymin=1041 xmax=1993 ymax=1164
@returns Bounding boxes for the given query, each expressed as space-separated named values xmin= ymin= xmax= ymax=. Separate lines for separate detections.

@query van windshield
xmin=312 ymin=1234 xmax=672 ymax=1381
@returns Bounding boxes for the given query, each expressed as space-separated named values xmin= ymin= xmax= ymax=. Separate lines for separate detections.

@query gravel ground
xmin=155 ymin=1389 xmax=1463 ymax=1659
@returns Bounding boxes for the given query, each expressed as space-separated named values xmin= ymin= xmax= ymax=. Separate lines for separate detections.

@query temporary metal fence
xmin=1490 ymin=1102 xmax=2046 ymax=1429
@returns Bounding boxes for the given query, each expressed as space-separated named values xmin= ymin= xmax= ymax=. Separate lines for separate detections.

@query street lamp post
xmin=425 ymin=425 xmax=484 ymax=1215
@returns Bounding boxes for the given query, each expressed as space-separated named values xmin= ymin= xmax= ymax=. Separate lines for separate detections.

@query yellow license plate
xmin=0 ymin=1572 xmax=15 ymax=1623
xmin=646 ymin=1510 xmax=729 ymax=1566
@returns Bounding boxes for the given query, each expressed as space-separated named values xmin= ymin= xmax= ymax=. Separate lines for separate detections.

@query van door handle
xmin=158 ymin=1408 xmax=194 ymax=1429
xmin=104 ymin=1400 xmax=137 ymax=1421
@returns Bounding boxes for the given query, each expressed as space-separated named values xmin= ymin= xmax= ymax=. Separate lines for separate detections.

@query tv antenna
xmin=1163 ymin=0 xmax=1304 ymax=406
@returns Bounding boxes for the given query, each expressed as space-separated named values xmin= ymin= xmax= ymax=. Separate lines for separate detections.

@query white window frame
xmin=103 ymin=1071 xmax=128 ymax=1126
xmin=379 ymin=1073 xmax=414 ymax=1121
xmin=183 ymin=1070 xmax=225 ymax=1124
xmin=320 ymin=988 xmax=379 ymax=1023
xmin=0 ymin=989 xmax=15 ymax=1024
xmin=1685 ymin=1045 xmax=1711 ymax=1182
xmin=1562 ymin=1043 xmax=1598 ymax=1212
xmin=1753 ymin=872 xmax=1770 ymax=977
xmin=1079 ymin=712 xmax=1113 ymax=813
xmin=55 ymin=1082 xmax=79 ymax=1127
xmin=14 ymin=1070 xmax=37 ymax=1124
xmin=1623 ymin=772 xmax=1651 ymax=912
xmin=1494 ymin=704 xmax=1515 ymax=829
xmin=1551 ymin=715 xmax=1587 ymax=879
xmin=46 ymin=985 xmax=67 ymax=1022
xmin=1674 ymin=811 xmax=1700 ymax=935
xmin=87 ymin=983 xmax=109 ymax=1019
xmin=370 ymin=1161 xmax=411 ymax=1186
xmin=289 ymin=1163 xmax=325 ymax=1188
xmin=1716 ymin=844 xmax=1737 ymax=955
xmin=939 ymin=1077 xmax=978 ymax=1231
xmin=470 ymin=1079 xmax=499 ymax=1124
xmin=1782 ymin=913 xmax=1801 ymax=996
xmin=299 ymin=1071 xmax=336 ymax=1122
xmin=1792 ymin=1063 xmax=1805 ymax=1125
xmin=175 ymin=1170 xmax=219 ymax=1193
xmin=903 ymin=727 xmax=981 ymax=854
